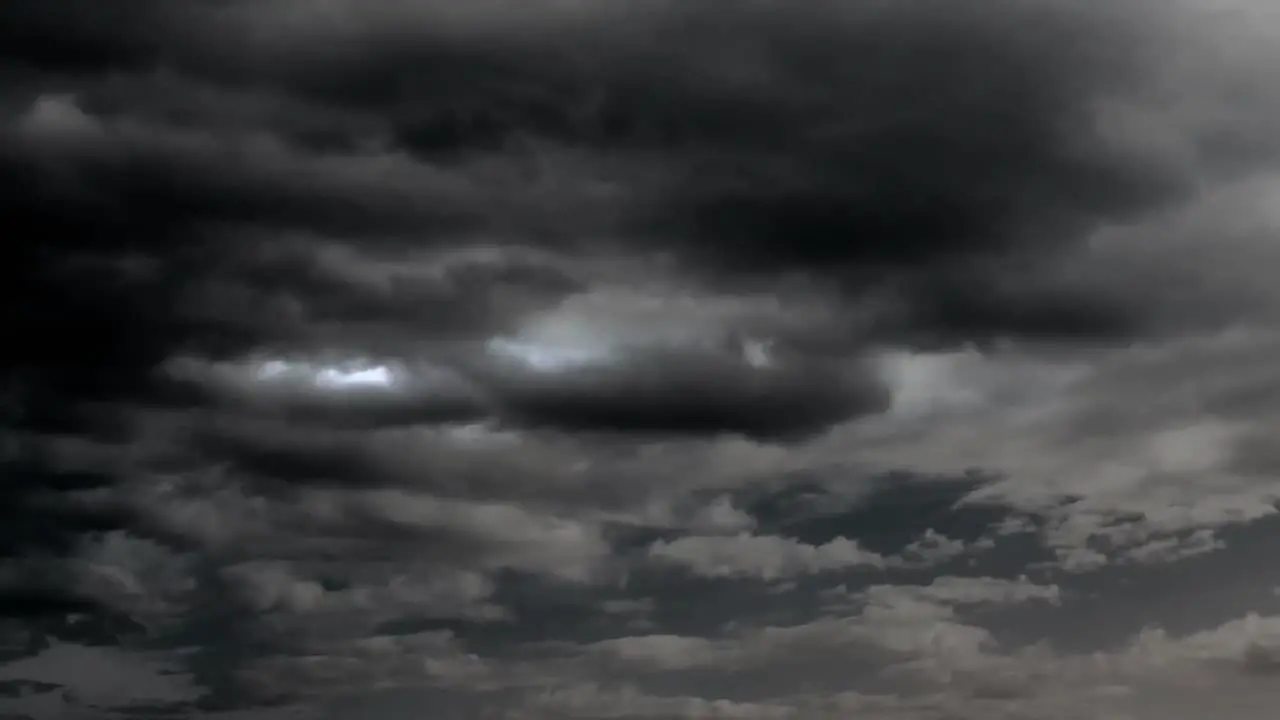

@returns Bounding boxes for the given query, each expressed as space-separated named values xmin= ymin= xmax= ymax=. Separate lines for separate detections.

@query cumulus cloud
xmin=648 ymin=533 xmax=888 ymax=581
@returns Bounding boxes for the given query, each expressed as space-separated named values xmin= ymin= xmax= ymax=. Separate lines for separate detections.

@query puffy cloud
xmin=648 ymin=534 xmax=887 ymax=580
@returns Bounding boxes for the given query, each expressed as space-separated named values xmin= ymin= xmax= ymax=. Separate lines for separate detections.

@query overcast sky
xmin=5 ymin=1 xmax=1280 ymax=718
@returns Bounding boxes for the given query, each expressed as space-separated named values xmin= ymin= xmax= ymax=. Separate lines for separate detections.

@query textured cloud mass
xmin=5 ymin=0 xmax=1280 ymax=717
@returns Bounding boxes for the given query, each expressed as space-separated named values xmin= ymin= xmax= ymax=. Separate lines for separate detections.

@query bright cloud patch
xmin=253 ymin=359 xmax=402 ymax=390
xmin=486 ymin=337 xmax=615 ymax=372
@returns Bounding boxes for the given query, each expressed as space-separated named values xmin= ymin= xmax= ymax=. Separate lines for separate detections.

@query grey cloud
xmin=648 ymin=533 xmax=888 ymax=581
xmin=161 ymin=273 xmax=885 ymax=439
xmin=237 ymin=630 xmax=497 ymax=702
xmin=171 ymin=236 xmax=588 ymax=352
xmin=860 ymin=576 xmax=1061 ymax=610
xmin=523 ymin=683 xmax=796 ymax=720
xmin=0 ymin=641 xmax=201 ymax=711
xmin=6 ymin=93 xmax=558 ymax=243
xmin=161 ymin=355 xmax=490 ymax=429
xmin=118 ymin=469 xmax=613 ymax=585
xmin=7 ymin=0 xmax=1280 ymax=716
xmin=482 ymin=343 xmax=890 ymax=440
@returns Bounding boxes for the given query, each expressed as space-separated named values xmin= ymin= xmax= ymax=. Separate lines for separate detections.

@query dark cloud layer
xmin=5 ymin=0 xmax=1280 ymax=717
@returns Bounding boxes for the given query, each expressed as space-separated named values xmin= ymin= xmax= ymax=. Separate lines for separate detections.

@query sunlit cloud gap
xmin=253 ymin=359 xmax=401 ymax=389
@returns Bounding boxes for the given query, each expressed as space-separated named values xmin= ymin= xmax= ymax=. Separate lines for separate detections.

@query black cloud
xmin=481 ymin=344 xmax=890 ymax=440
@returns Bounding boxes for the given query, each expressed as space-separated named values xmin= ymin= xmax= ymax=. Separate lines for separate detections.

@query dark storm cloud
xmin=629 ymin=3 xmax=1178 ymax=258
xmin=179 ymin=247 xmax=589 ymax=373
xmin=157 ymin=338 xmax=883 ymax=441
xmin=6 ymin=0 xmax=1280 ymax=716
xmin=191 ymin=237 xmax=586 ymax=340
xmin=252 ymin=0 xmax=1194 ymax=334
xmin=4 ymin=96 xmax=495 ymax=243
xmin=0 ymin=1 xmax=175 ymax=75
xmin=0 ymin=0 xmax=1234 ymax=355
xmin=198 ymin=0 xmax=1227 ymax=344
xmin=478 ymin=343 xmax=890 ymax=440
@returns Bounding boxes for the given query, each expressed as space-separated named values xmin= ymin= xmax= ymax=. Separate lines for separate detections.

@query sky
xmin=4 ymin=0 xmax=1280 ymax=717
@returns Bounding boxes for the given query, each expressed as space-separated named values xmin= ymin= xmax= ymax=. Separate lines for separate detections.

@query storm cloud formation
xmin=5 ymin=0 xmax=1280 ymax=717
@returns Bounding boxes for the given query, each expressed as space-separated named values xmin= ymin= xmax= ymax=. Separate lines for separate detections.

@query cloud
xmin=0 ymin=640 xmax=201 ymax=711
xmin=525 ymin=683 xmax=796 ymax=720
xmin=7 ymin=0 xmax=1280 ymax=716
xmin=648 ymin=533 xmax=888 ymax=581
xmin=861 ymin=575 xmax=1061 ymax=610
